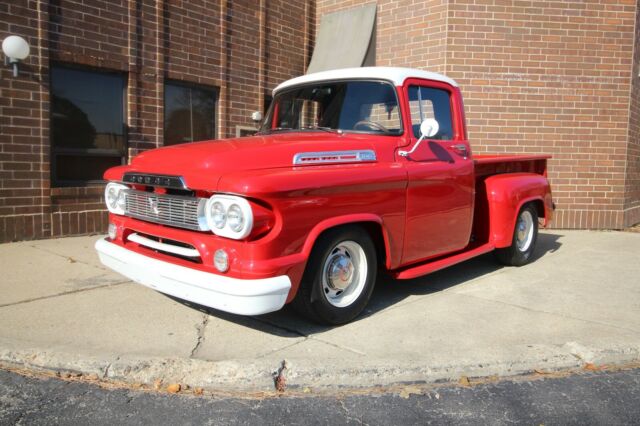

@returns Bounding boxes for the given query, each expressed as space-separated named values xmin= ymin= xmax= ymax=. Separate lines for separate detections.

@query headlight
xmin=104 ymin=182 xmax=128 ymax=215
xmin=210 ymin=202 xmax=226 ymax=229
xmin=227 ymin=204 xmax=244 ymax=232
xmin=204 ymin=195 xmax=253 ymax=239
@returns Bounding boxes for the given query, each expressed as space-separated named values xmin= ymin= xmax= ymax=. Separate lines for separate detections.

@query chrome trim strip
xmin=293 ymin=150 xmax=377 ymax=165
xmin=127 ymin=233 xmax=200 ymax=258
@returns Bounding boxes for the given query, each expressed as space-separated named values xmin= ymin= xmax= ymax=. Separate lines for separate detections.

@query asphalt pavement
xmin=0 ymin=230 xmax=639 ymax=392
xmin=1 ymin=367 xmax=639 ymax=425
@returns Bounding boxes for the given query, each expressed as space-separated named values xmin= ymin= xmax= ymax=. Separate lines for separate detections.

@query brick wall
xmin=625 ymin=4 xmax=640 ymax=227
xmin=0 ymin=1 xmax=51 ymax=242
xmin=445 ymin=0 xmax=637 ymax=229
xmin=317 ymin=0 xmax=639 ymax=229
xmin=224 ymin=0 xmax=313 ymax=138
xmin=0 ymin=0 xmax=314 ymax=243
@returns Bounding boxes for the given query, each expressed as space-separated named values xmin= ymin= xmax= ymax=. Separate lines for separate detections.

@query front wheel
xmin=495 ymin=203 xmax=539 ymax=266
xmin=292 ymin=226 xmax=377 ymax=325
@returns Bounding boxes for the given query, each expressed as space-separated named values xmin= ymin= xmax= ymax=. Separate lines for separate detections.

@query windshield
xmin=260 ymin=80 xmax=402 ymax=135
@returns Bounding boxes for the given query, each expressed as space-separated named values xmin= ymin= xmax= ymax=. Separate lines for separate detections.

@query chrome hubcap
xmin=322 ymin=241 xmax=368 ymax=308
xmin=327 ymin=254 xmax=354 ymax=291
xmin=516 ymin=210 xmax=534 ymax=252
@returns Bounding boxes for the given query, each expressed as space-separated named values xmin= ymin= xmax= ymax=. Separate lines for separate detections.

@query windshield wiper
xmin=301 ymin=126 xmax=343 ymax=134
xmin=256 ymin=127 xmax=293 ymax=135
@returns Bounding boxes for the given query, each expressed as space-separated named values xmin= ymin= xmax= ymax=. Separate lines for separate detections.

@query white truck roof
xmin=274 ymin=67 xmax=459 ymax=93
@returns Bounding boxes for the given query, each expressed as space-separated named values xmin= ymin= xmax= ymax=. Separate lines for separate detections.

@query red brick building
xmin=318 ymin=0 xmax=640 ymax=230
xmin=1 ymin=0 xmax=638 ymax=242
xmin=0 ymin=0 xmax=314 ymax=242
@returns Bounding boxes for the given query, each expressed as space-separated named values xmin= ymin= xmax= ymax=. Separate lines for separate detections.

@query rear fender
xmin=485 ymin=173 xmax=553 ymax=248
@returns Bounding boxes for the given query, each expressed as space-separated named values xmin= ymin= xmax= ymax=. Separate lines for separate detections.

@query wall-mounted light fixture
xmin=2 ymin=35 xmax=30 ymax=77
xmin=251 ymin=111 xmax=263 ymax=122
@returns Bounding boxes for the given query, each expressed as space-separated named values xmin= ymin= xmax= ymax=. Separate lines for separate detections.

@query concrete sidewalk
xmin=0 ymin=231 xmax=639 ymax=392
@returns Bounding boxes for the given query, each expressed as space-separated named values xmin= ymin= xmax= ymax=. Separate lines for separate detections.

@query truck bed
xmin=473 ymin=154 xmax=551 ymax=178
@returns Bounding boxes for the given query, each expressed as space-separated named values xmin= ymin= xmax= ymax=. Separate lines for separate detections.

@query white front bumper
xmin=95 ymin=238 xmax=291 ymax=315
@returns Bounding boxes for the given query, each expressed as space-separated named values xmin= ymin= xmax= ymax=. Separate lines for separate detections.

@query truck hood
xmin=105 ymin=132 xmax=380 ymax=190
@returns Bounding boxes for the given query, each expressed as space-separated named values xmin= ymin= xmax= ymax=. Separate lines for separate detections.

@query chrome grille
xmin=123 ymin=189 xmax=206 ymax=231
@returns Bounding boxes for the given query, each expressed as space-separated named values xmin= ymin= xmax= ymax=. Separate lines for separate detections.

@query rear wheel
xmin=292 ymin=226 xmax=377 ymax=325
xmin=495 ymin=203 xmax=539 ymax=266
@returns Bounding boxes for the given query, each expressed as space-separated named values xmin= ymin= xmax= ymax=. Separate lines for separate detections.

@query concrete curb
xmin=2 ymin=343 xmax=638 ymax=392
xmin=3 ymin=232 xmax=640 ymax=394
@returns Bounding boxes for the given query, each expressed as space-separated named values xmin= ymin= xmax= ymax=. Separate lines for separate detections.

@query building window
xmin=51 ymin=65 xmax=126 ymax=185
xmin=407 ymin=86 xmax=453 ymax=140
xmin=164 ymin=81 xmax=217 ymax=146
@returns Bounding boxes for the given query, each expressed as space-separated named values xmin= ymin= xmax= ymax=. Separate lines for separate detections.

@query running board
xmin=393 ymin=243 xmax=495 ymax=280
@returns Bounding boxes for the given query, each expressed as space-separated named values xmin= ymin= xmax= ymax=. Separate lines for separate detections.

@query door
xmin=401 ymin=82 xmax=474 ymax=265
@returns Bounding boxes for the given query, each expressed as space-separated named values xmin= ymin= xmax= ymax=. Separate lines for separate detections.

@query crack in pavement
xmin=190 ymin=314 xmax=210 ymax=358
xmin=253 ymin=334 xmax=366 ymax=359
xmin=254 ymin=339 xmax=309 ymax=360
xmin=103 ymin=362 xmax=112 ymax=379
xmin=456 ymin=292 xmax=640 ymax=336
xmin=0 ymin=281 xmax=131 ymax=309
xmin=309 ymin=337 xmax=366 ymax=356
xmin=249 ymin=316 xmax=366 ymax=356
xmin=102 ymin=356 xmax=121 ymax=379
xmin=337 ymin=398 xmax=369 ymax=425
xmin=249 ymin=316 xmax=308 ymax=338
xmin=28 ymin=243 xmax=110 ymax=272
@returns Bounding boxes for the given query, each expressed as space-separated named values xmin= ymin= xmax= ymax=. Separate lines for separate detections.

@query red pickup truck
xmin=96 ymin=67 xmax=553 ymax=325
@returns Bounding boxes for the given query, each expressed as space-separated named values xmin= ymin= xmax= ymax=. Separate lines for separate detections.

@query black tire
xmin=292 ymin=226 xmax=377 ymax=325
xmin=495 ymin=203 xmax=539 ymax=266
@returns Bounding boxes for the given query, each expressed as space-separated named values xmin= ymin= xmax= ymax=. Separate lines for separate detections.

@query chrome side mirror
xmin=399 ymin=118 xmax=440 ymax=157
xmin=420 ymin=118 xmax=439 ymax=138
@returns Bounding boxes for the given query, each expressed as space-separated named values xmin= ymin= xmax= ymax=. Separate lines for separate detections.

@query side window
xmin=407 ymin=86 xmax=453 ymax=140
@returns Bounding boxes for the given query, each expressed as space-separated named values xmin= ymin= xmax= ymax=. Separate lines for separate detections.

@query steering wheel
xmin=353 ymin=120 xmax=390 ymax=133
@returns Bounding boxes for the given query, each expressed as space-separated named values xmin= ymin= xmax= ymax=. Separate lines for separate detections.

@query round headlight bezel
xmin=104 ymin=182 xmax=128 ymax=215
xmin=204 ymin=195 xmax=253 ymax=240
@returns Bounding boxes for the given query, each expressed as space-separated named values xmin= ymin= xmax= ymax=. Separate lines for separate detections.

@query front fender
xmin=485 ymin=173 xmax=553 ymax=248
xmin=301 ymin=214 xmax=394 ymax=269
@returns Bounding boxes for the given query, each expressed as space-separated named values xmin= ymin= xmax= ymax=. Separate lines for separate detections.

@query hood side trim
xmin=293 ymin=150 xmax=377 ymax=165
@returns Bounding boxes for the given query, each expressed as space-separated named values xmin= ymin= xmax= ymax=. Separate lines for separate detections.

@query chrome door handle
xmin=449 ymin=144 xmax=468 ymax=156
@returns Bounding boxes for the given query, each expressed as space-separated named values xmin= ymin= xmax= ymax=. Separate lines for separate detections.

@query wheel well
xmin=314 ymin=222 xmax=388 ymax=269
xmin=527 ymin=199 xmax=545 ymax=220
